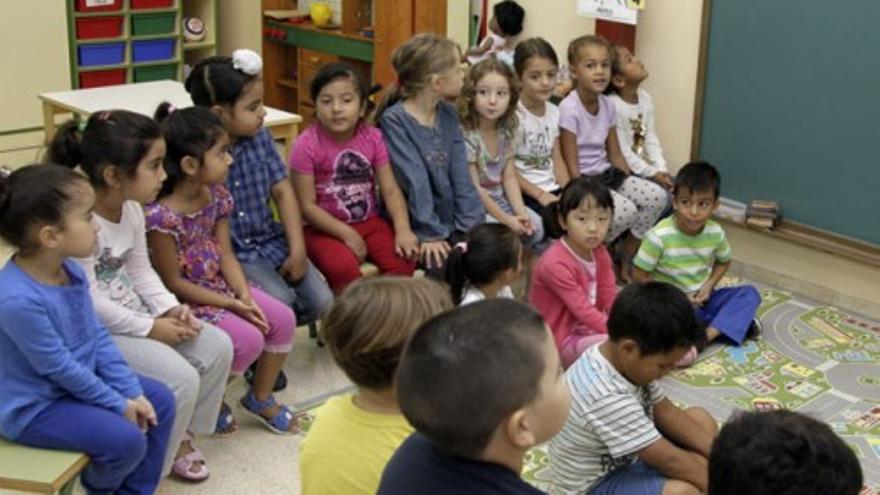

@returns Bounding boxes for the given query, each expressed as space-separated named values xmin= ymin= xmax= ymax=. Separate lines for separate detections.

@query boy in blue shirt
xmin=378 ymin=299 xmax=571 ymax=494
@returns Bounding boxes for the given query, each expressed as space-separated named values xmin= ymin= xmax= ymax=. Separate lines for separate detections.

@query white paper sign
xmin=576 ymin=0 xmax=638 ymax=25
xmin=85 ymin=0 xmax=116 ymax=6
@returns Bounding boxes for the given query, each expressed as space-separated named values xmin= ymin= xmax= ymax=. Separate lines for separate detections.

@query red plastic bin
xmin=79 ymin=69 xmax=127 ymax=89
xmin=74 ymin=0 xmax=122 ymax=12
xmin=75 ymin=16 xmax=124 ymax=40
xmin=130 ymin=0 xmax=175 ymax=9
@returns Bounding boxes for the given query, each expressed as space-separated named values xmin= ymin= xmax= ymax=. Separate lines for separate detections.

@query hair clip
xmin=0 ymin=166 xmax=11 ymax=179
xmin=231 ymin=48 xmax=263 ymax=76
xmin=455 ymin=241 xmax=468 ymax=253
xmin=167 ymin=104 xmax=176 ymax=114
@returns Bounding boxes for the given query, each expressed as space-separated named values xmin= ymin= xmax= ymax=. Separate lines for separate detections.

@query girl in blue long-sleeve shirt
xmin=374 ymin=33 xmax=485 ymax=274
xmin=0 ymin=164 xmax=175 ymax=494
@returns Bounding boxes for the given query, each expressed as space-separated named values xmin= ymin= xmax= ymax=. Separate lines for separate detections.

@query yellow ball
xmin=309 ymin=3 xmax=332 ymax=27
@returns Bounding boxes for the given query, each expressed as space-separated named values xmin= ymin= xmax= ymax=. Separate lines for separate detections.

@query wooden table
xmin=39 ymin=80 xmax=302 ymax=157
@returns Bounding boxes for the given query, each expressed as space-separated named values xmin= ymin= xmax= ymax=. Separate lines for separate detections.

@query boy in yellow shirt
xmin=298 ymin=278 xmax=453 ymax=494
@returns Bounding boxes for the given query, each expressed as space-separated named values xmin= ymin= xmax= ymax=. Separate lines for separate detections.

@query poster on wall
xmin=576 ymin=0 xmax=639 ymax=25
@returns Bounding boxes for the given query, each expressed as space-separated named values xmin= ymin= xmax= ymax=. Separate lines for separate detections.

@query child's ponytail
xmin=46 ymin=121 xmax=84 ymax=171
xmin=45 ymin=110 xmax=161 ymax=187
xmin=371 ymin=33 xmax=461 ymax=125
xmin=444 ymin=243 xmax=469 ymax=303
xmin=443 ymin=223 xmax=522 ymax=304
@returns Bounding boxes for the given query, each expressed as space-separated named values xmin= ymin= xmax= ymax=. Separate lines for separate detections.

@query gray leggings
xmin=113 ymin=322 xmax=233 ymax=475
xmin=607 ymin=175 xmax=669 ymax=241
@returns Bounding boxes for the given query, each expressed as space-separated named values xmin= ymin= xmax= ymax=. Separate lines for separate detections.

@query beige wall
xmin=0 ymin=1 xmax=71 ymax=132
xmin=635 ymin=0 xmax=703 ymax=172
xmin=217 ymin=0 xmax=263 ymax=55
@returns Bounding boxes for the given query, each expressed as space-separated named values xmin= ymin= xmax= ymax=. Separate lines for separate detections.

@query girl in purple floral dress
xmin=145 ymin=104 xmax=301 ymax=435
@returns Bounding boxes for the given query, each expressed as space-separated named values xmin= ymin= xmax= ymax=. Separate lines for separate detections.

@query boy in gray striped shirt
xmin=633 ymin=161 xmax=761 ymax=366
xmin=549 ymin=282 xmax=717 ymax=495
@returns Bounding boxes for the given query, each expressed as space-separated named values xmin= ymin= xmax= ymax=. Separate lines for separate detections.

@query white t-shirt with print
xmin=515 ymin=100 xmax=561 ymax=192
xmin=610 ymin=89 xmax=668 ymax=177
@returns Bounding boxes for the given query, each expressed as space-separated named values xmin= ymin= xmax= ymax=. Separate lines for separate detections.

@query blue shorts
xmin=588 ymin=460 xmax=666 ymax=495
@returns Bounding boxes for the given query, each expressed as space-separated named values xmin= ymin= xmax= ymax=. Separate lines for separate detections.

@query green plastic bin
xmin=131 ymin=12 xmax=176 ymax=36
xmin=133 ymin=64 xmax=178 ymax=82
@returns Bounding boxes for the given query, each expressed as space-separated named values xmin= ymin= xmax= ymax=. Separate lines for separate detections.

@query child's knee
xmin=97 ymin=423 xmax=149 ymax=472
xmin=661 ymin=480 xmax=701 ymax=495
xmin=263 ymin=301 xmax=296 ymax=349
xmin=232 ymin=328 xmax=266 ymax=372
xmin=742 ymin=285 xmax=761 ymax=306
xmin=684 ymin=406 xmax=719 ymax=435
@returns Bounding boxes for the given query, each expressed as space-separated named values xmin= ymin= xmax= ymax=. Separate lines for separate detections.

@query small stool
xmin=0 ymin=439 xmax=89 ymax=494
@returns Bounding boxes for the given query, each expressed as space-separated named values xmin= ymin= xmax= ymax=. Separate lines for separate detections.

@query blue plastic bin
xmin=132 ymin=39 xmax=175 ymax=63
xmin=77 ymin=42 xmax=125 ymax=67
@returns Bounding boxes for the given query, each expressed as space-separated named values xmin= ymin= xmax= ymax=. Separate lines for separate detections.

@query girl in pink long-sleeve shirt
xmin=530 ymin=177 xmax=617 ymax=367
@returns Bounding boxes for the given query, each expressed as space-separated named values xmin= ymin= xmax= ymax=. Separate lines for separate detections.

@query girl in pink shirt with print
xmin=290 ymin=63 xmax=418 ymax=293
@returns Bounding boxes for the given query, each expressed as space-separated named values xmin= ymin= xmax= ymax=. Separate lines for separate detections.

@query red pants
xmin=305 ymin=215 xmax=416 ymax=293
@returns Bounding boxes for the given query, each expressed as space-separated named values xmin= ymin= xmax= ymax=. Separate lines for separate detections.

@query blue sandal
xmin=239 ymin=390 xmax=301 ymax=435
xmin=214 ymin=402 xmax=238 ymax=437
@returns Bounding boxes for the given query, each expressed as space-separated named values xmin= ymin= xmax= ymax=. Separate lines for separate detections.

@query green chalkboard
xmin=697 ymin=0 xmax=880 ymax=246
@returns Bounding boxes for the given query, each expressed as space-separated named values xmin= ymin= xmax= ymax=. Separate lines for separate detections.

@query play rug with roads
xmin=296 ymin=287 xmax=879 ymax=494
xmin=520 ymin=287 xmax=880 ymax=494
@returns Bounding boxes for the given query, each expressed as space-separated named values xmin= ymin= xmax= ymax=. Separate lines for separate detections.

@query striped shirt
xmin=549 ymin=344 xmax=665 ymax=494
xmin=632 ymin=216 xmax=732 ymax=293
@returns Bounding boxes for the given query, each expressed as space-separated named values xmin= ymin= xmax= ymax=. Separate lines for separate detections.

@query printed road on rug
xmin=297 ymin=288 xmax=879 ymax=494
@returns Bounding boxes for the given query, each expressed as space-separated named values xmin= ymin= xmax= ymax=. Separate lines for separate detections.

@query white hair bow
xmin=232 ymin=49 xmax=263 ymax=76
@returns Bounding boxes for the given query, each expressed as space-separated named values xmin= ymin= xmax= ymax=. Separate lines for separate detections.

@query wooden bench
xmin=0 ymin=439 xmax=88 ymax=494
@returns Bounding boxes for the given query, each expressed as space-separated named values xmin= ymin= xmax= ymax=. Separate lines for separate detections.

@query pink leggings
xmin=560 ymin=333 xmax=608 ymax=369
xmin=215 ymin=286 xmax=295 ymax=373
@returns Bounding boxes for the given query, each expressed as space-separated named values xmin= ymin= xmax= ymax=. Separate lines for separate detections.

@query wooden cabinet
xmin=261 ymin=0 xmax=446 ymax=117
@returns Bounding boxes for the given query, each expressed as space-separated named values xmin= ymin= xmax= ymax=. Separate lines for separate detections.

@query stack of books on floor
xmin=745 ymin=200 xmax=781 ymax=231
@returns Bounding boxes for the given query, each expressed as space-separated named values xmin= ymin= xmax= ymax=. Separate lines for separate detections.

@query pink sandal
xmin=171 ymin=434 xmax=210 ymax=482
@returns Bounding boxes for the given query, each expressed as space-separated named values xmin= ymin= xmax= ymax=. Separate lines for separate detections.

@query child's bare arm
xmin=147 ymin=231 xmax=235 ymax=310
xmin=606 ymin=127 xmax=633 ymax=175
xmin=551 ymin=137 xmax=571 ymax=188
xmin=464 ymin=36 xmax=494 ymax=58
xmin=291 ymin=171 xmax=359 ymax=244
xmin=638 ymin=437 xmax=709 ymax=492
xmin=516 ymin=168 xmax=552 ymax=203
xmin=215 ymin=218 xmax=252 ymax=301
xmin=631 ymin=266 xmax=654 ymax=282
xmin=560 ymin=129 xmax=580 ymax=179
xmin=653 ymin=399 xmax=715 ymax=458
xmin=502 ymin=158 xmax=530 ymax=217
xmin=469 ymin=163 xmax=521 ymax=233
xmin=270 ymin=178 xmax=309 ymax=282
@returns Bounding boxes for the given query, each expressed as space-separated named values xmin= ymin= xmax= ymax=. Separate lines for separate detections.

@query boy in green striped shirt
xmin=632 ymin=161 xmax=761 ymax=366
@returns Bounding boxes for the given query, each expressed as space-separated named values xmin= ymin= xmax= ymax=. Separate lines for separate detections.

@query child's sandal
xmin=239 ymin=390 xmax=302 ymax=435
xmin=172 ymin=450 xmax=210 ymax=482
xmin=214 ymin=402 xmax=239 ymax=437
